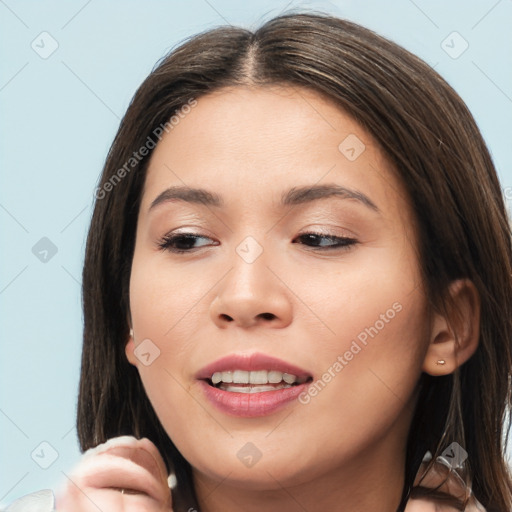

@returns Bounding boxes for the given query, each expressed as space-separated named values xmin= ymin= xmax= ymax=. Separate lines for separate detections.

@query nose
xmin=209 ymin=247 xmax=293 ymax=330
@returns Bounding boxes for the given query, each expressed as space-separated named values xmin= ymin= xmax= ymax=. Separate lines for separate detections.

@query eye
xmin=293 ymin=232 xmax=357 ymax=250
xmin=157 ymin=231 xmax=356 ymax=254
xmin=157 ymin=233 xmax=218 ymax=254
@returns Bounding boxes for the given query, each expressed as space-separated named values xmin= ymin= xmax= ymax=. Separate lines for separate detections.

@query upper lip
xmin=196 ymin=352 xmax=312 ymax=381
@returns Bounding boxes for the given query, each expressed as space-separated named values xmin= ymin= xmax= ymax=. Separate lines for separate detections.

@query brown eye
xmin=294 ymin=232 xmax=357 ymax=250
xmin=157 ymin=233 xmax=218 ymax=253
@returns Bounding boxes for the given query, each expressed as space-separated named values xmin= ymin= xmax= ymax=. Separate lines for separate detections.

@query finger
xmin=57 ymin=484 xmax=168 ymax=512
xmin=88 ymin=437 xmax=170 ymax=498
xmin=404 ymin=499 xmax=438 ymax=511
xmin=55 ymin=436 xmax=172 ymax=510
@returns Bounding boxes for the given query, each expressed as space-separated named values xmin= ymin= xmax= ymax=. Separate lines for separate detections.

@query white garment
xmin=2 ymin=489 xmax=55 ymax=512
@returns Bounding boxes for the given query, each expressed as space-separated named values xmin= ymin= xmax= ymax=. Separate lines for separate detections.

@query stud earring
xmin=436 ymin=359 xmax=446 ymax=365
xmin=129 ymin=328 xmax=134 ymax=338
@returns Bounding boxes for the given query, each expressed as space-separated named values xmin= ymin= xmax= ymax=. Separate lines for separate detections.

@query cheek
xmin=289 ymin=270 xmax=429 ymax=459
xmin=306 ymin=243 xmax=428 ymax=393
xmin=298 ymin=238 xmax=426 ymax=367
xmin=310 ymin=287 xmax=427 ymax=406
xmin=128 ymin=250 xmax=216 ymax=427
xmin=129 ymin=251 xmax=212 ymax=348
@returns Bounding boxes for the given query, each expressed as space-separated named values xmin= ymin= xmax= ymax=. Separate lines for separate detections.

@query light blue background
xmin=1 ymin=0 xmax=511 ymax=505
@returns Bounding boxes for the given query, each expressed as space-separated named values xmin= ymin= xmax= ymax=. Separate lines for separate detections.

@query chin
xmin=192 ymin=454 xmax=316 ymax=492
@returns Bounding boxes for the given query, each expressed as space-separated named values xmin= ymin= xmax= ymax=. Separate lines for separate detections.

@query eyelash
xmin=157 ymin=232 xmax=357 ymax=254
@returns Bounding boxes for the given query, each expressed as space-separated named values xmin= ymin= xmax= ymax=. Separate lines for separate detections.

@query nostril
xmin=259 ymin=312 xmax=276 ymax=320
xmin=219 ymin=314 xmax=234 ymax=321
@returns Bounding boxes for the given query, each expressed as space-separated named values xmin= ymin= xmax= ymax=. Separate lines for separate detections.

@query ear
xmin=125 ymin=326 xmax=138 ymax=367
xmin=422 ymin=279 xmax=480 ymax=376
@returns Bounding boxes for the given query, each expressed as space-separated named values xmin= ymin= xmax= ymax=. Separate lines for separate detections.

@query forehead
xmin=141 ymin=85 xmax=410 ymax=221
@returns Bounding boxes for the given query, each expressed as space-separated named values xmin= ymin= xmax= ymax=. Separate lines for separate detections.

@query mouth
xmin=196 ymin=353 xmax=313 ymax=417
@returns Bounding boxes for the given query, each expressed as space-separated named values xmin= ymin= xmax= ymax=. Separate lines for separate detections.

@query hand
xmin=55 ymin=436 xmax=173 ymax=511
xmin=405 ymin=456 xmax=486 ymax=512
xmin=404 ymin=499 xmax=441 ymax=511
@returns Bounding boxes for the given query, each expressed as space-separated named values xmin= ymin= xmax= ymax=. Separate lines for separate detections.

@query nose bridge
xmin=224 ymin=235 xmax=272 ymax=304
xmin=233 ymin=237 xmax=268 ymax=293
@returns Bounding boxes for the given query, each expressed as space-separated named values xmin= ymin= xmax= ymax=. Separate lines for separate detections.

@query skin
xmin=56 ymin=85 xmax=480 ymax=511
xmin=55 ymin=436 xmax=173 ymax=511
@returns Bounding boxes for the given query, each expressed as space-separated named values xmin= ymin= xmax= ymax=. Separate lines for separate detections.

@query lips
xmin=196 ymin=353 xmax=313 ymax=417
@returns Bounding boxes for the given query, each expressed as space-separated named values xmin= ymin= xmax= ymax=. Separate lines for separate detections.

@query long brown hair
xmin=78 ymin=12 xmax=512 ymax=511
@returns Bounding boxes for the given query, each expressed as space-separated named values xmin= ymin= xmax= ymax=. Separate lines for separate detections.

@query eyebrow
xmin=148 ymin=184 xmax=379 ymax=212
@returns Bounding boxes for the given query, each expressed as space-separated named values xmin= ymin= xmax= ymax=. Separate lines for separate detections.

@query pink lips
xmin=196 ymin=352 xmax=312 ymax=418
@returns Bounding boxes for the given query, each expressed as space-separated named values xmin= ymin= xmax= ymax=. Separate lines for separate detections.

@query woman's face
xmin=127 ymin=85 xmax=431 ymax=493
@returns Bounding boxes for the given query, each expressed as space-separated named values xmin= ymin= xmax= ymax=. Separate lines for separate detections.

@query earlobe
xmin=125 ymin=328 xmax=138 ymax=367
xmin=422 ymin=279 xmax=480 ymax=377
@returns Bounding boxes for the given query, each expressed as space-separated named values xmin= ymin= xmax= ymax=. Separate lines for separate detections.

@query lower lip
xmin=199 ymin=380 xmax=309 ymax=417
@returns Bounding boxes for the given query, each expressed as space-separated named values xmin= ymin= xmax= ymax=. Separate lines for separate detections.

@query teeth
xmin=211 ymin=371 xmax=234 ymax=385
xmin=222 ymin=371 xmax=233 ymax=383
xmin=268 ymin=371 xmax=282 ymax=383
xmin=249 ymin=370 xmax=268 ymax=384
xmin=283 ymin=373 xmax=296 ymax=384
xmin=232 ymin=370 xmax=249 ymax=384
xmin=210 ymin=370 xmax=305 ymax=386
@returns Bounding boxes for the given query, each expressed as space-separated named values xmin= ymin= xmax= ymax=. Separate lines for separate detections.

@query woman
xmin=7 ymin=12 xmax=511 ymax=512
